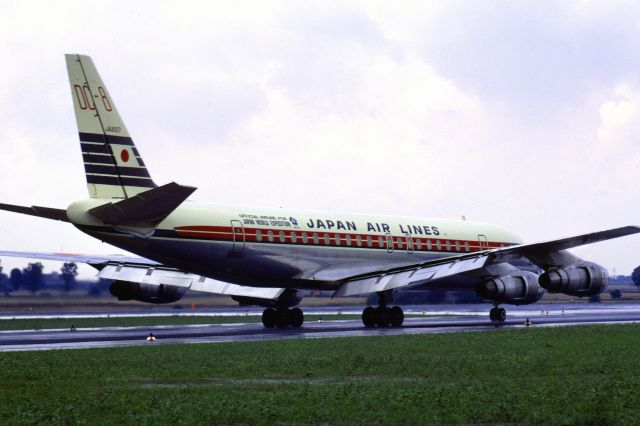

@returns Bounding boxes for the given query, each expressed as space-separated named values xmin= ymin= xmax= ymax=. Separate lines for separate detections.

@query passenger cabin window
xmin=436 ymin=240 xmax=441 ymax=250
xmin=427 ymin=239 xmax=432 ymax=250
xmin=279 ymin=231 xmax=286 ymax=242
xmin=291 ymin=232 xmax=297 ymax=243
xmin=455 ymin=241 xmax=461 ymax=251
xmin=335 ymin=234 xmax=341 ymax=246
xmin=416 ymin=239 xmax=422 ymax=250
xmin=378 ymin=236 xmax=384 ymax=247
xmin=268 ymin=230 xmax=274 ymax=242
xmin=464 ymin=241 xmax=470 ymax=252
xmin=346 ymin=235 xmax=352 ymax=246
xmin=302 ymin=232 xmax=308 ymax=244
xmin=356 ymin=235 xmax=362 ymax=247
xmin=367 ymin=236 xmax=372 ymax=247
xmin=313 ymin=233 xmax=319 ymax=244
xmin=324 ymin=234 xmax=330 ymax=245
xmin=256 ymin=230 xmax=262 ymax=242
xmin=397 ymin=237 xmax=403 ymax=249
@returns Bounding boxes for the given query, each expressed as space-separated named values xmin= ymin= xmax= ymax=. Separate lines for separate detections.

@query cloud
xmin=598 ymin=83 xmax=640 ymax=145
xmin=1 ymin=1 xmax=640 ymax=277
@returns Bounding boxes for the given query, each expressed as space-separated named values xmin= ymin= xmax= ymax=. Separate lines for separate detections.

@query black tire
xmin=276 ymin=309 xmax=290 ymax=328
xmin=389 ymin=306 xmax=404 ymax=327
xmin=489 ymin=307 xmax=497 ymax=322
xmin=376 ymin=307 xmax=391 ymax=327
xmin=362 ymin=306 xmax=376 ymax=327
xmin=497 ymin=308 xmax=507 ymax=322
xmin=289 ymin=307 xmax=304 ymax=328
xmin=262 ymin=308 xmax=276 ymax=328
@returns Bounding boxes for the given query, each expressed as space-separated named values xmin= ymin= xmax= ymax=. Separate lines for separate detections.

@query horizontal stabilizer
xmin=89 ymin=182 xmax=196 ymax=226
xmin=0 ymin=203 xmax=69 ymax=222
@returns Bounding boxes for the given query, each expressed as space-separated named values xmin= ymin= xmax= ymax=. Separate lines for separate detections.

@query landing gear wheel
xmin=262 ymin=308 xmax=276 ymax=328
xmin=289 ymin=307 xmax=304 ymax=328
xmin=496 ymin=307 xmax=506 ymax=322
xmin=362 ymin=306 xmax=376 ymax=327
xmin=489 ymin=307 xmax=507 ymax=322
xmin=389 ymin=306 xmax=404 ymax=327
xmin=375 ymin=307 xmax=391 ymax=327
xmin=276 ymin=309 xmax=290 ymax=328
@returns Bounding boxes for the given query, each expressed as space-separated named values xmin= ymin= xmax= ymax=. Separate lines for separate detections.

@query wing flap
xmin=334 ymin=255 xmax=491 ymax=296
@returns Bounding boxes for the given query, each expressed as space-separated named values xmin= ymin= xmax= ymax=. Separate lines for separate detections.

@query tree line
xmin=0 ymin=262 xmax=109 ymax=296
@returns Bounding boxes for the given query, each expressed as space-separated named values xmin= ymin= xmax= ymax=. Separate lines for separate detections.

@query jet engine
xmin=475 ymin=271 xmax=543 ymax=305
xmin=109 ymin=280 xmax=185 ymax=304
xmin=538 ymin=262 xmax=608 ymax=297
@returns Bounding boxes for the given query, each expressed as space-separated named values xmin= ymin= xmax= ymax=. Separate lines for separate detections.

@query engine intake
xmin=109 ymin=280 xmax=185 ymax=304
xmin=476 ymin=271 xmax=543 ymax=305
xmin=538 ymin=262 xmax=608 ymax=297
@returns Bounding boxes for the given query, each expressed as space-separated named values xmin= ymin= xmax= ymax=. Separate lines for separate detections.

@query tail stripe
xmin=86 ymin=175 xmax=156 ymax=188
xmin=84 ymin=164 xmax=151 ymax=178
xmin=79 ymin=132 xmax=135 ymax=146
xmin=82 ymin=153 xmax=115 ymax=164
xmin=80 ymin=143 xmax=112 ymax=155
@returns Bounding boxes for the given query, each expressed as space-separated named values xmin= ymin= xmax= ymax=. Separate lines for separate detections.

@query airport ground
xmin=1 ymin=324 xmax=639 ymax=424
xmin=1 ymin=290 xmax=640 ymax=424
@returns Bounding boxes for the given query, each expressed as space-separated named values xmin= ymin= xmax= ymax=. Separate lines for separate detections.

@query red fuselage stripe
xmin=173 ymin=226 xmax=511 ymax=252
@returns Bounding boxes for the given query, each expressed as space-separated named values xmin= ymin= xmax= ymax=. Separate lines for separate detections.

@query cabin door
xmin=405 ymin=234 xmax=414 ymax=254
xmin=231 ymin=220 xmax=245 ymax=253
xmin=478 ymin=234 xmax=489 ymax=251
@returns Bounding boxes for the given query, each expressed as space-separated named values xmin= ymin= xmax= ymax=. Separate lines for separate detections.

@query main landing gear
xmin=262 ymin=307 xmax=304 ymax=328
xmin=489 ymin=305 xmax=507 ymax=322
xmin=361 ymin=291 xmax=404 ymax=327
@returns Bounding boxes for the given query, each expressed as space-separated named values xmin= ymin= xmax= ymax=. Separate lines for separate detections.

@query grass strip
xmin=1 ymin=324 xmax=639 ymax=424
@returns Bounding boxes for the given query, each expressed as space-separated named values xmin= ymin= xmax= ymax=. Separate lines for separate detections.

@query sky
xmin=1 ymin=0 xmax=640 ymax=278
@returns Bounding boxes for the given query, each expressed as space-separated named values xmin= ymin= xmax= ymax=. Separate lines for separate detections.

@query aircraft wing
xmin=0 ymin=250 xmax=285 ymax=300
xmin=334 ymin=225 xmax=640 ymax=297
xmin=0 ymin=250 xmax=159 ymax=266
xmin=97 ymin=263 xmax=285 ymax=300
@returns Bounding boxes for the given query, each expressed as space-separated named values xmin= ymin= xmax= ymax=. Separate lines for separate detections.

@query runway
xmin=1 ymin=303 xmax=640 ymax=352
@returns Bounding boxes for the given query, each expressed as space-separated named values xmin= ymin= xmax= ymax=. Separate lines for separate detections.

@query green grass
xmin=0 ymin=314 xmax=362 ymax=331
xmin=1 ymin=325 xmax=639 ymax=424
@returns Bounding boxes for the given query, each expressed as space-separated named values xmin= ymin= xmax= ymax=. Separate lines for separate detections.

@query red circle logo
xmin=120 ymin=149 xmax=129 ymax=162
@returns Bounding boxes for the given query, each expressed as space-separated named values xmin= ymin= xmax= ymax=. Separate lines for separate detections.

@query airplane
xmin=0 ymin=54 xmax=638 ymax=328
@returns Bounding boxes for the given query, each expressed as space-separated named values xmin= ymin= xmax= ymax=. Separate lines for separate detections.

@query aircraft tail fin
xmin=65 ymin=54 xmax=157 ymax=199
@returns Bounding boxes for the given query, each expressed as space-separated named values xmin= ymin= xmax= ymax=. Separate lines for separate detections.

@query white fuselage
xmin=67 ymin=199 xmax=524 ymax=289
